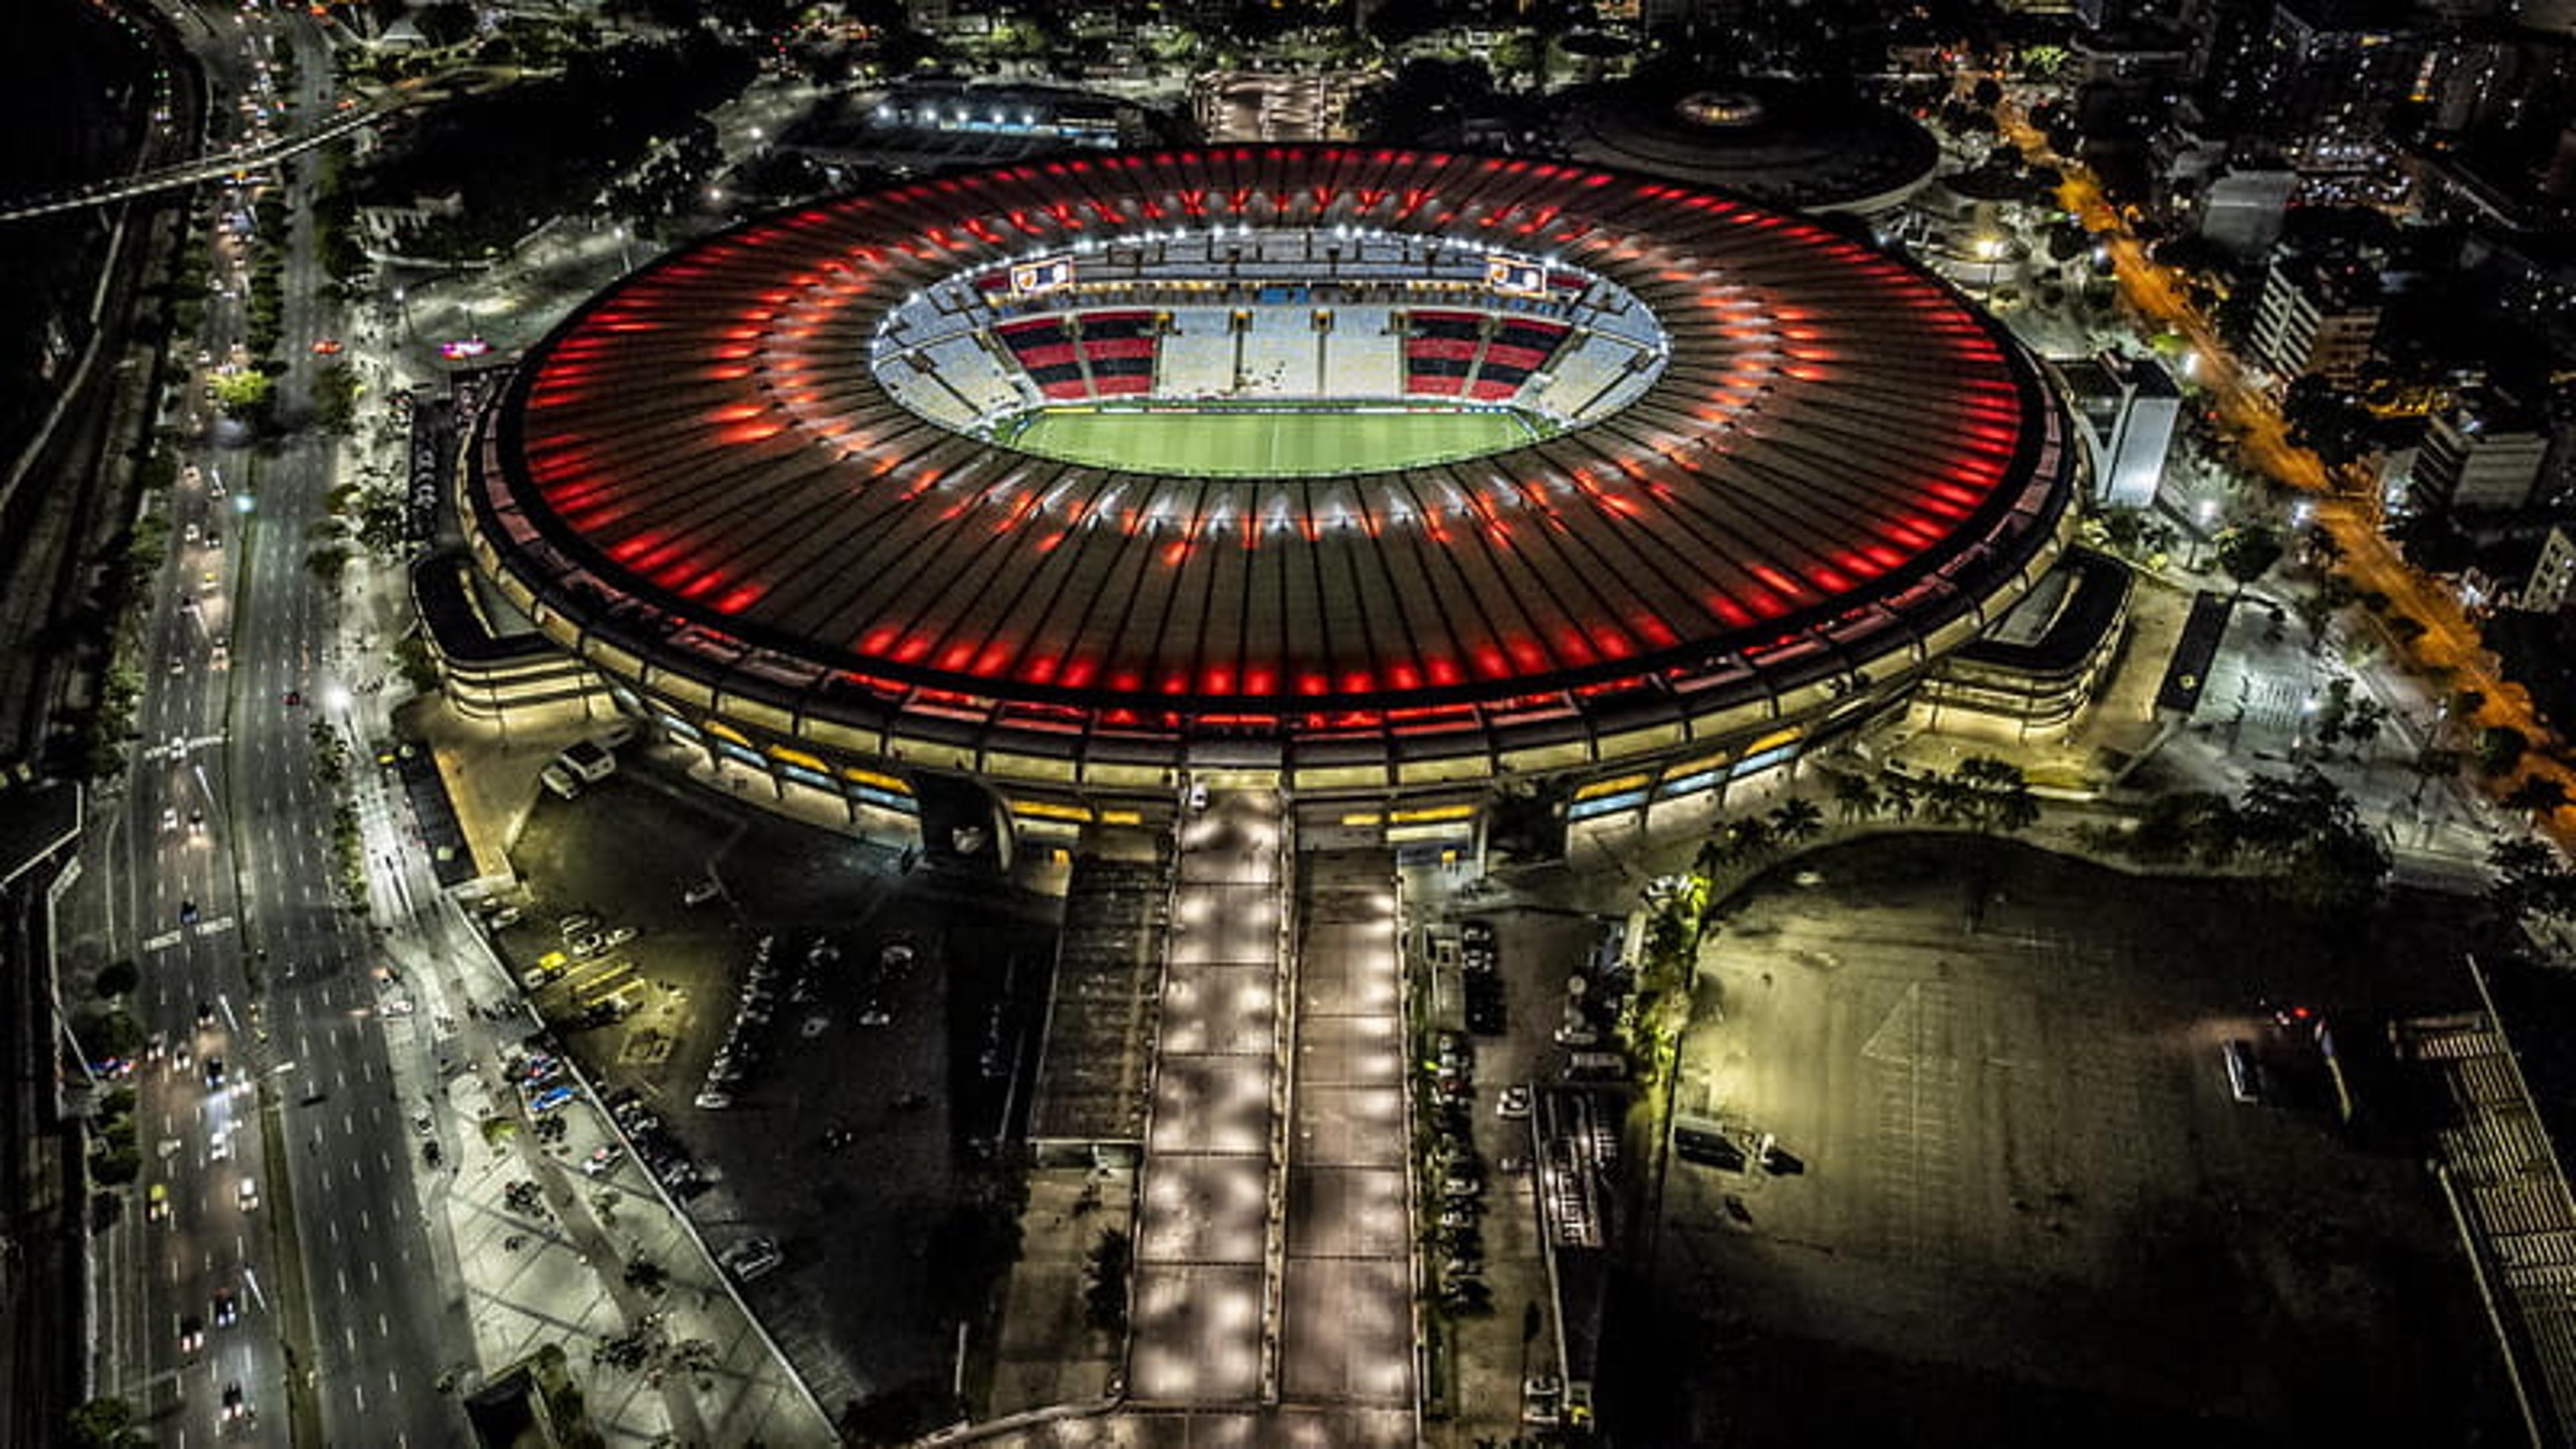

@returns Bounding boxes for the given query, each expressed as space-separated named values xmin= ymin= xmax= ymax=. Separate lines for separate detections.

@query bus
xmin=1562 ymin=1051 xmax=1629 ymax=1083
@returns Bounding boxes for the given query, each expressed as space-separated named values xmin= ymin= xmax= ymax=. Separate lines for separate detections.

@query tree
xmin=2281 ymin=376 xmax=2376 ymax=469
xmin=1489 ymin=31 xmax=1544 ymax=88
xmin=1723 ymin=814 xmax=1776 ymax=861
xmin=623 ymin=1258 xmax=668 ymax=1294
xmin=1769 ymin=797 xmax=1825 ymax=845
xmin=66 ymin=1397 xmax=148 ymax=1449
xmin=2293 ymin=576 xmax=2355 ymax=653
xmin=1831 ymin=771 xmax=1882 ymax=824
xmin=2477 ymin=725 xmax=2530 ymax=779
xmin=2214 ymin=524 xmax=2284 ymax=596
xmin=93 ymin=959 xmax=139 ymax=999
xmin=2302 ymin=525 xmax=2347 ymax=569
xmin=415 ymin=0 xmax=477 ymax=47
xmin=2233 ymin=769 xmax=2390 ymax=916
xmin=2489 ymin=837 xmax=2576 ymax=925
xmin=1919 ymin=771 xmax=1973 ymax=825
xmin=76 ymin=1007 xmax=144 ymax=1059
xmin=1881 ymin=771 xmax=1920 ymax=822
xmin=211 ymin=369 xmax=275 ymax=422
xmin=2502 ymin=774 xmax=2570 ymax=824
xmin=2340 ymin=696 xmax=2390 ymax=761
xmin=1953 ymin=756 xmax=2039 ymax=834
xmin=394 ymin=634 xmax=441 ymax=695
xmin=2096 ymin=507 xmax=2174 ymax=561
xmin=313 ymin=363 xmax=360 ymax=436
xmin=1083 ymin=1228 xmax=1131 ymax=1332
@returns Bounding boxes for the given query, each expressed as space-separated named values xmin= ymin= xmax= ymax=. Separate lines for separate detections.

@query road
xmin=1994 ymin=101 xmax=2575 ymax=851
xmin=68 ymin=4 xmax=467 ymax=1444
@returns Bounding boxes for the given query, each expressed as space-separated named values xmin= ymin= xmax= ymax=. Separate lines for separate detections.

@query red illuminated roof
xmin=473 ymin=148 xmax=2076 ymax=751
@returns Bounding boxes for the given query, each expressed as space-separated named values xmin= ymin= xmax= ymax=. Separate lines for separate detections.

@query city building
xmin=2517 ymin=523 xmax=2576 ymax=611
xmin=458 ymin=149 xmax=2083 ymax=848
xmin=1913 ymin=547 xmax=2134 ymax=742
xmin=2413 ymin=392 xmax=2555 ymax=513
xmin=2196 ymin=166 xmax=2300 ymax=258
xmin=2246 ymin=0 xmax=2426 ymax=170
xmin=2249 ymin=252 xmax=2383 ymax=388
xmin=2053 ymin=352 xmax=2182 ymax=510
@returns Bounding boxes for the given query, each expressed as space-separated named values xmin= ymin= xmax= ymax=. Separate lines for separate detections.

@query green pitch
xmin=1001 ymin=406 xmax=1543 ymax=478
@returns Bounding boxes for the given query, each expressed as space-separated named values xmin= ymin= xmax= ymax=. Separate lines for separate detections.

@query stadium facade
xmin=460 ymin=148 xmax=2086 ymax=849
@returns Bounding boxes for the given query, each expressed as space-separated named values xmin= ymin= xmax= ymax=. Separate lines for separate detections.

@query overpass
xmin=0 ymin=103 xmax=389 ymax=223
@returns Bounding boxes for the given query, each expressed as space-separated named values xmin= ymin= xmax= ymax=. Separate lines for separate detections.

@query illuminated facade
xmin=462 ymin=149 xmax=2082 ymax=839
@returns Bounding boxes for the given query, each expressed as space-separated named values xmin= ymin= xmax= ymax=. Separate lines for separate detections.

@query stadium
xmin=460 ymin=148 xmax=2085 ymax=847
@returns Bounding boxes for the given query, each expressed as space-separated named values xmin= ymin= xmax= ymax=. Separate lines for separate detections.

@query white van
xmin=2223 ymin=1039 xmax=2261 ymax=1104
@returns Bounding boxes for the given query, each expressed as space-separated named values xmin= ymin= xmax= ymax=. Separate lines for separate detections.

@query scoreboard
xmin=1485 ymin=255 xmax=1546 ymax=298
xmin=1012 ymin=255 xmax=1076 ymax=296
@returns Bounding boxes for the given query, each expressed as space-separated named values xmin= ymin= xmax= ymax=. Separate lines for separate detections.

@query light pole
xmin=1973 ymin=234 xmax=2007 ymax=299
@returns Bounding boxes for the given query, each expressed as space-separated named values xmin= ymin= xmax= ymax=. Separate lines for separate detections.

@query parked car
xmin=720 ymin=1236 xmax=782 ymax=1281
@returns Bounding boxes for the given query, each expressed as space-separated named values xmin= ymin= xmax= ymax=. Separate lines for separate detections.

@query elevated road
xmin=0 ymin=104 xmax=384 ymax=223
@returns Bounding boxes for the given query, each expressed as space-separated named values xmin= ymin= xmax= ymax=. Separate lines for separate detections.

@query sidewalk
xmin=346 ymin=672 xmax=835 ymax=1442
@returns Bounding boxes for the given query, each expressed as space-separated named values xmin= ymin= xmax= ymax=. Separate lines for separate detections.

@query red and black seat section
xmin=993 ymin=310 xmax=1161 ymax=401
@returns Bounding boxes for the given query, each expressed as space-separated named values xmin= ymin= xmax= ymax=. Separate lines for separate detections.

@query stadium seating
xmin=987 ymin=310 xmax=1168 ymax=402
xmin=1403 ymin=311 xmax=1484 ymax=398
xmin=879 ymin=274 xmax=1658 ymax=421
xmin=1467 ymin=317 xmax=1571 ymax=401
xmin=1076 ymin=312 xmax=1159 ymax=398
xmin=996 ymin=317 xmax=1090 ymax=400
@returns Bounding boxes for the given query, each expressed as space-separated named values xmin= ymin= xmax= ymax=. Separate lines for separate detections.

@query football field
xmin=1004 ymin=407 xmax=1540 ymax=477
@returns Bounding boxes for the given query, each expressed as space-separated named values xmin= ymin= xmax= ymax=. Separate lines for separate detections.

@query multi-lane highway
xmin=68 ymin=3 xmax=467 ymax=1444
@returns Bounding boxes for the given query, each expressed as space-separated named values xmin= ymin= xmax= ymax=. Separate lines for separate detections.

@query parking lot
xmin=1621 ymin=835 xmax=2512 ymax=1447
xmin=1405 ymin=875 xmax=1620 ymax=1440
xmin=495 ymin=760 xmax=1061 ymax=1411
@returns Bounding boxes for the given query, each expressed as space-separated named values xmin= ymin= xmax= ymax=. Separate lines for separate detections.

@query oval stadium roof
xmin=468 ymin=148 xmax=2076 ymax=772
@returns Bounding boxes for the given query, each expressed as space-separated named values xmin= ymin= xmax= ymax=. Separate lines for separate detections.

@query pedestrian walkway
xmin=1279 ymin=852 xmax=1415 ymax=1409
xmin=1126 ymin=791 xmax=1285 ymax=1405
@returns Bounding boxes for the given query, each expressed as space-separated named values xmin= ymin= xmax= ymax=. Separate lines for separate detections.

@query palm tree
xmin=1881 ymin=771 xmax=1919 ymax=822
xmin=1771 ymin=797 xmax=1825 ymax=845
xmin=1693 ymin=835 xmax=1733 ymax=880
xmin=1725 ymin=815 xmax=1776 ymax=861
xmin=1920 ymin=773 xmax=1973 ymax=826
xmin=1832 ymin=771 xmax=1882 ymax=824
xmin=1990 ymin=779 xmax=2042 ymax=835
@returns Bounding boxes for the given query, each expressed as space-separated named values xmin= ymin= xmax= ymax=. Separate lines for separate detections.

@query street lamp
xmin=1972 ymin=234 xmax=2008 ymax=297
